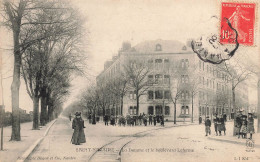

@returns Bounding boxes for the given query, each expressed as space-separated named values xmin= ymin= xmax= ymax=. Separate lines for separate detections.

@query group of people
xmin=235 ymin=111 xmax=255 ymax=139
xmin=202 ymin=111 xmax=255 ymax=140
xmin=201 ymin=114 xmax=227 ymax=136
xmin=103 ymin=113 xmax=165 ymax=127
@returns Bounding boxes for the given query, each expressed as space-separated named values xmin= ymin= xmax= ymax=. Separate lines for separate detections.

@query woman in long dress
xmin=71 ymin=112 xmax=86 ymax=145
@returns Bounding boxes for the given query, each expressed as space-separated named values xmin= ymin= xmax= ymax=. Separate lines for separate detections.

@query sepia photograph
xmin=0 ymin=0 xmax=259 ymax=161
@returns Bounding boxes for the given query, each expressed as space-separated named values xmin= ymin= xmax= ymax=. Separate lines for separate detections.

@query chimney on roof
xmin=104 ymin=61 xmax=113 ymax=69
xmin=121 ymin=41 xmax=131 ymax=51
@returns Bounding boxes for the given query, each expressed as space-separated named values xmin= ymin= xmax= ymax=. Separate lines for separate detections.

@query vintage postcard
xmin=0 ymin=0 xmax=260 ymax=162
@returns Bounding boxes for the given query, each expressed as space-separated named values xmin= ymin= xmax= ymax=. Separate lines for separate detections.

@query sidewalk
xmin=208 ymin=120 xmax=260 ymax=148
xmin=0 ymin=120 xmax=56 ymax=162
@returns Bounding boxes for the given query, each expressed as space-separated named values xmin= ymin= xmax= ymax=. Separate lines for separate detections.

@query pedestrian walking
xmin=220 ymin=115 xmax=226 ymax=135
xmin=235 ymin=110 xmax=243 ymax=138
xmin=223 ymin=113 xmax=227 ymax=122
xmin=156 ymin=115 xmax=160 ymax=123
xmin=160 ymin=115 xmax=164 ymax=127
xmin=213 ymin=114 xmax=218 ymax=136
xmin=121 ymin=116 xmax=126 ymax=126
xmin=199 ymin=116 xmax=202 ymax=124
xmin=69 ymin=113 xmax=72 ymax=121
xmin=104 ymin=114 xmax=109 ymax=126
xmin=239 ymin=115 xmax=247 ymax=139
xmin=110 ymin=115 xmax=115 ymax=126
xmin=247 ymin=113 xmax=255 ymax=139
xmin=205 ymin=116 xmax=211 ymax=136
xmin=217 ymin=115 xmax=223 ymax=136
xmin=71 ymin=112 xmax=86 ymax=145
xmin=130 ymin=115 xmax=134 ymax=126
xmin=139 ymin=113 xmax=143 ymax=125
xmin=149 ymin=114 xmax=153 ymax=125
xmin=88 ymin=113 xmax=92 ymax=124
xmin=133 ymin=115 xmax=137 ymax=126
xmin=92 ymin=113 xmax=96 ymax=124
xmin=143 ymin=114 xmax=148 ymax=126
xmin=153 ymin=115 xmax=156 ymax=126
xmin=126 ymin=114 xmax=130 ymax=126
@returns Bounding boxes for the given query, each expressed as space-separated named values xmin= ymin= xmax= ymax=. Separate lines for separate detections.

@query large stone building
xmin=96 ymin=39 xmax=249 ymax=121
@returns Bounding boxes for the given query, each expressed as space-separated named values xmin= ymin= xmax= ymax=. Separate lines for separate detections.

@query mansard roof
xmin=133 ymin=39 xmax=193 ymax=54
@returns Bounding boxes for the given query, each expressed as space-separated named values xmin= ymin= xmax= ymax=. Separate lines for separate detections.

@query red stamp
xmin=220 ymin=2 xmax=256 ymax=46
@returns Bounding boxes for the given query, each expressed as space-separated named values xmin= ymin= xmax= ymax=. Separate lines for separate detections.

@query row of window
xmin=199 ymin=106 xmax=229 ymax=116
xmin=199 ymin=76 xmax=228 ymax=91
xmin=130 ymin=90 xmax=190 ymax=100
xmin=147 ymin=74 xmax=189 ymax=84
xmin=148 ymin=106 xmax=170 ymax=115
xmin=148 ymin=59 xmax=189 ymax=69
xmin=199 ymin=61 xmax=229 ymax=82
xmin=148 ymin=90 xmax=170 ymax=100
xmin=148 ymin=74 xmax=170 ymax=84
xmin=128 ymin=105 xmax=171 ymax=115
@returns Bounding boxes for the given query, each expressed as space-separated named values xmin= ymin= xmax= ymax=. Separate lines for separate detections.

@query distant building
xmin=96 ymin=39 xmax=249 ymax=121
xmin=19 ymin=108 xmax=26 ymax=114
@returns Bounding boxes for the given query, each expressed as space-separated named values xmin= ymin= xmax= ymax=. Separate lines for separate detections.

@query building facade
xmin=96 ymin=39 xmax=249 ymax=121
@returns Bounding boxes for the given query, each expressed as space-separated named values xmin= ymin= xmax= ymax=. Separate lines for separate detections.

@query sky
xmin=0 ymin=0 xmax=259 ymax=112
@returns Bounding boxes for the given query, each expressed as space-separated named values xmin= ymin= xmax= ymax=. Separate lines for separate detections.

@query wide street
xmin=25 ymin=116 xmax=260 ymax=162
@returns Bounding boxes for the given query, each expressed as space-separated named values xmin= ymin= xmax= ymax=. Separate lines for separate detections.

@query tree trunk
xmin=232 ymin=86 xmax=236 ymax=136
xmin=191 ymin=95 xmax=194 ymax=123
xmin=48 ymin=104 xmax=53 ymax=121
xmin=120 ymin=96 xmax=124 ymax=115
xmin=32 ymin=95 xmax=40 ymax=130
xmin=136 ymin=94 xmax=139 ymax=115
xmin=10 ymin=31 xmax=21 ymax=141
xmin=40 ymin=93 xmax=47 ymax=126
xmin=174 ymin=101 xmax=177 ymax=124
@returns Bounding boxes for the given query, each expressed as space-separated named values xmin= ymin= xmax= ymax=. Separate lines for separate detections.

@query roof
xmin=132 ymin=39 xmax=193 ymax=54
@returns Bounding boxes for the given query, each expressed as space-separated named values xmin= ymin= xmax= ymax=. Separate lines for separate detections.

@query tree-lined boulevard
xmin=0 ymin=0 xmax=260 ymax=162
xmin=0 ymin=116 xmax=259 ymax=162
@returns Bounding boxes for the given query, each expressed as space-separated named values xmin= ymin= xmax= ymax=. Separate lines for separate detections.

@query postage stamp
xmin=220 ymin=2 xmax=256 ymax=46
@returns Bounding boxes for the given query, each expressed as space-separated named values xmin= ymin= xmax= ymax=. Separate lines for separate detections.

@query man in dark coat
xmin=199 ymin=116 xmax=202 ymax=124
xmin=143 ymin=114 xmax=148 ymax=126
xmin=133 ymin=115 xmax=137 ymax=126
xmin=104 ymin=114 xmax=109 ymax=126
xmin=220 ymin=115 xmax=226 ymax=135
xmin=71 ymin=112 xmax=86 ymax=145
xmin=205 ymin=116 xmax=211 ymax=136
xmin=235 ymin=111 xmax=243 ymax=137
xmin=153 ymin=115 xmax=157 ymax=126
xmin=149 ymin=114 xmax=153 ymax=125
xmin=160 ymin=115 xmax=164 ymax=127
xmin=139 ymin=113 xmax=143 ymax=125
xmin=213 ymin=114 xmax=218 ymax=136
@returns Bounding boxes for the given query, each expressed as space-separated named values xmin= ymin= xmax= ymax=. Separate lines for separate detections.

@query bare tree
xmin=186 ymin=63 xmax=200 ymax=123
xmin=96 ymin=82 xmax=110 ymax=117
xmin=168 ymin=64 xmax=187 ymax=124
xmin=124 ymin=60 xmax=151 ymax=115
xmin=107 ymin=74 xmax=128 ymax=115
xmin=2 ymin=0 xmax=55 ymax=140
xmin=218 ymin=60 xmax=252 ymax=135
xmin=19 ymin=0 xmax=86 ymax=129
xmin=81 ymin=86 xmax=99 ymax=121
